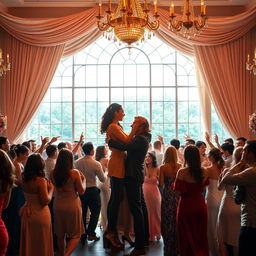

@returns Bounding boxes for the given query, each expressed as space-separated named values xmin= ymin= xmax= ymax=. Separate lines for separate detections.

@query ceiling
xmin=0 ymin=0 xmax=254 ymax=8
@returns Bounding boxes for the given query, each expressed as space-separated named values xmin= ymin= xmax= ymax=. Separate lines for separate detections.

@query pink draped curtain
xmin=0 ymin=5 xmax=255 ymax=141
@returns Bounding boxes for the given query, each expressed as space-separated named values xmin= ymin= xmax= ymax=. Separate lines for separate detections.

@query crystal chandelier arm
xmin=194 ymin=17 xmax=207 ymax=31
xmin=169 ymin=19 xmax=183 ymax=32
xmin=97 ymin=20 xmax=111 ymax=31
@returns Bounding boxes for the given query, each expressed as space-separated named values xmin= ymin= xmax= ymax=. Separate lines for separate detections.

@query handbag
xmin=233 ymin=185 xmax=246 ymax=205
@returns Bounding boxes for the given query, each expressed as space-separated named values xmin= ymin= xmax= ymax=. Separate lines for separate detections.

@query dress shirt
xmin=222 ymin=165 xmax=256 ymax=228
xmin=45 ymin=157 xmax=56 ymax=179
xmin=75 ymin=155 xmax=106 ymax=188
xmin=154 ymin=149 xmax=163 ymax=167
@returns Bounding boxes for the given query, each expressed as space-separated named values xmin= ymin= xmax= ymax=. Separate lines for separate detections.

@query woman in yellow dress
xmin=100 ymin=103 xmax=136 ymax=250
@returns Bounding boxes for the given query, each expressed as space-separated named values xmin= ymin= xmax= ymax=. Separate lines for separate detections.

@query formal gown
xmin=54 ymin=177 xmax=84 ymax=238
xmin=143 ymin=176 xmax=161 ymax=241
xmin=173 ymin=178 xmax=209 ymax=256
xmin=217 ymin=184 xmax=240 ymax=246
xmin=0 ymin=195 xmax=8 ymax=256
xmin=19 ymin=193 xmax=54 ymax=256
xmin=161 ymin=176 xmax=179 ymax=256
xmin=98 ymin=176 xmax=110 ymax=231
xmin=206 ymin=179 xmax=223 ymax=256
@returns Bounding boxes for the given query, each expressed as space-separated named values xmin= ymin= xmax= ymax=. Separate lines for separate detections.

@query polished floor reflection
xmin=72 ymin=228 xmax=163 ymax=256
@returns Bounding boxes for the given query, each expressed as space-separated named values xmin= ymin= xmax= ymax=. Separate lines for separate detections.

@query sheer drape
xmin=0 ymin=5 xmax=255 ymax=141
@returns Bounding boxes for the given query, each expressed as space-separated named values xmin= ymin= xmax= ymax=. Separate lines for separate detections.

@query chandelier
xmin=169 ymin=0 xmax=207 ymax=38
xmin=246 ymin=49 xmax=256 ymax=75
xmin=0 ymin=48 xmax=11 ymax=77
xmin=96 ymin=0 xmax=160 ymax=46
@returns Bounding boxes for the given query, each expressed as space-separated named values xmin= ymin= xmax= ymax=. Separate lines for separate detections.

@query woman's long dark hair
xmin=95 ymin=146 xmax=106 ymax=162
xmin=184 ymin=145 xmax=203 ymax=183
xmin=22 ymin=154 xmax=45 ymax=183
xmin=146 ymin=151 xmax=157 ymax=168
xmin=100 ymin=103 xmax=122 ymax=134
xmin=0 ymin=149 xmax=15 ymax=193
xmin=53 ymin=149 xmax=74 ymax=188
xmin=208 ymin=148 xmax=225 ymax=170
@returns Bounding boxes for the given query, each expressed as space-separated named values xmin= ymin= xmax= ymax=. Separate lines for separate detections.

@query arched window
xmin=28 ymin=36 xmax=203 ymax=145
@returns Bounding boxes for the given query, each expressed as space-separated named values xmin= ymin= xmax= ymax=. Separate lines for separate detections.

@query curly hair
xmin=22 ymin=154 xmax=46 ymax=183
xmin=53 ymin=149 xmax=73 ymax=188
xmin=184 ymin=145 xmax=203 ymax=183
xmin=0 ymin=150 xmax=15 ymax=193
xmin=100 ymin=103 xmax=122 ymax=134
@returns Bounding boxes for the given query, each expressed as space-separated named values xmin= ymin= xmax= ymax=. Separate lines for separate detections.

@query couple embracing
xmin=100 ymin=103 xmax=151 ymax=256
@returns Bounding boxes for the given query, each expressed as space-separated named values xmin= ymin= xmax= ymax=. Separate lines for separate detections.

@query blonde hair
xmin=163 ymin=146 xmax=178 ymax=167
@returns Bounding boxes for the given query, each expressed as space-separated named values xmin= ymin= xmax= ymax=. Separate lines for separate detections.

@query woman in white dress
xmin=217 ymin=147 xmax=243 ymax=256
xmin=205 ymin=148 xmax=225 ymax=256
xmin=95 ymin=145 xmax=110 ymax=231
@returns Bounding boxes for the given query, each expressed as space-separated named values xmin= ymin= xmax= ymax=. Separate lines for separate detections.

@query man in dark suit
xmin=108 ymin=116 xmax=151 ymax=256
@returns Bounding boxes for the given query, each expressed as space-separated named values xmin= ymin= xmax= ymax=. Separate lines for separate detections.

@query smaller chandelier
xmin=0 ymin=48 xmax=11 ymax=77
xmin=169 ymin=0 xmax=207 ymax=38
xmin=96 ymin=0 xmax=160 ymax=46
xmin=246 ymin=49 xmax=256 ymax=75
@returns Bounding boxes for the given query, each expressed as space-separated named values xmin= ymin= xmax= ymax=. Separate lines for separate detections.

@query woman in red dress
xmin=173 ymin=145 xmax=209 ymax=256
xmin=0 ymin=150 xmax=15 ymax=256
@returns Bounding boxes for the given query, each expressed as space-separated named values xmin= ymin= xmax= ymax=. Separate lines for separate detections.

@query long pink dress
xmin=143 ymin=176 xmax=161 ymax=241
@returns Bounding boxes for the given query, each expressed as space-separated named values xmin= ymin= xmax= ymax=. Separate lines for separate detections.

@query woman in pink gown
xmin=173 ymin=145 xmax=209 ymax=256
xmin=143 ymin=152 xmax=161 ymax=241
xmin=0 ymin=150 xmax=15 ymax=256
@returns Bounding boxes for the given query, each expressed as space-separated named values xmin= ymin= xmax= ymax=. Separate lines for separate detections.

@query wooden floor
xmin=72 ymin=228 xmax=163 ymax=256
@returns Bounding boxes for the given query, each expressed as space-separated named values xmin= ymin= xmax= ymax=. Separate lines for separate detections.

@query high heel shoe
xmin=122 ymin=235 xmax=135 ymax=247
xmin=103 ymin=231 xmax=123 ymax=251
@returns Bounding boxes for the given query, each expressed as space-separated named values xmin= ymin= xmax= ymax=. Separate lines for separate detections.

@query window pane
xmin=151 ymin=123 xmax=164 ymax=139
xmin=86 ymin=103 xmax=97 ymax=123
xmin=124 ymin=88 xmax=136 ymax=101
xmin=151 ymin=65 xmax=163 ymax=86
xmin=178 ymin=88 xmax=188 ymax=101
xmin=74 ymin=103 xmax=85 ymax=123
xmin=63 ymin=103 xmax=72 ymax=123
xmin=51 ymin=125 xmax=62 ymax=138
xmin=62 ymin=89 xmax=72 ymax=102
xmin=137 ymin=88 xmax=149 ymax=101
xmin=39 ymin=103 xmax=50 ymax=124
xmin=51 ymin=103 xmax=62 ymax=123
xmin=63 ymin=124 xmax=72 ymax=139
xmin=98 ymin=88 xmax=109 ymax=101
xmin=74 ymin=88 xmax=85 ymax=102
xmin=137 ymin=102 xmax=150 ymax=120
xmin=137 ymin=65 xmax=150 ymax=86
xmin=178 ymin=102 xmax=188 ymax=122
xmin=152 ymin=88 xmax=163 ymax=101
xmin=189 ymin=102 xmax=200 ymax=122
xmin=164 ymin=102 xmax=175 ymax=123
xmin=111 ymin=88 xmax=124 ymax=102
xmin=164 ymin=88 xmax=176 ymax=101
xmin=98 ymin=65 xmax=109 ymax=87
xmin=74 ymin=66 xmax=85 ymax=87
xmin=51 ymin=89 xmax=62 ymax=102
xmin=164 ymin=124 xmax=176 ymax=139
xmin=124 ymin=102 xmax=136 ymax=124
xmin=152 ymin=102 xmax=163 ymax=123
xmin=86 ymin=88 xmax=97 ymax=102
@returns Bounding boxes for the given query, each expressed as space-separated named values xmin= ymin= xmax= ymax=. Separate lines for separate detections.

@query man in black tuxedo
xmin=108 ymin=116 xmax=151 ymax=256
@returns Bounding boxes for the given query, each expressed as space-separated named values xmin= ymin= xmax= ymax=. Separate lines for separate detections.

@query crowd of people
xmin=0 ymin=102 xmax=256 ymax=256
